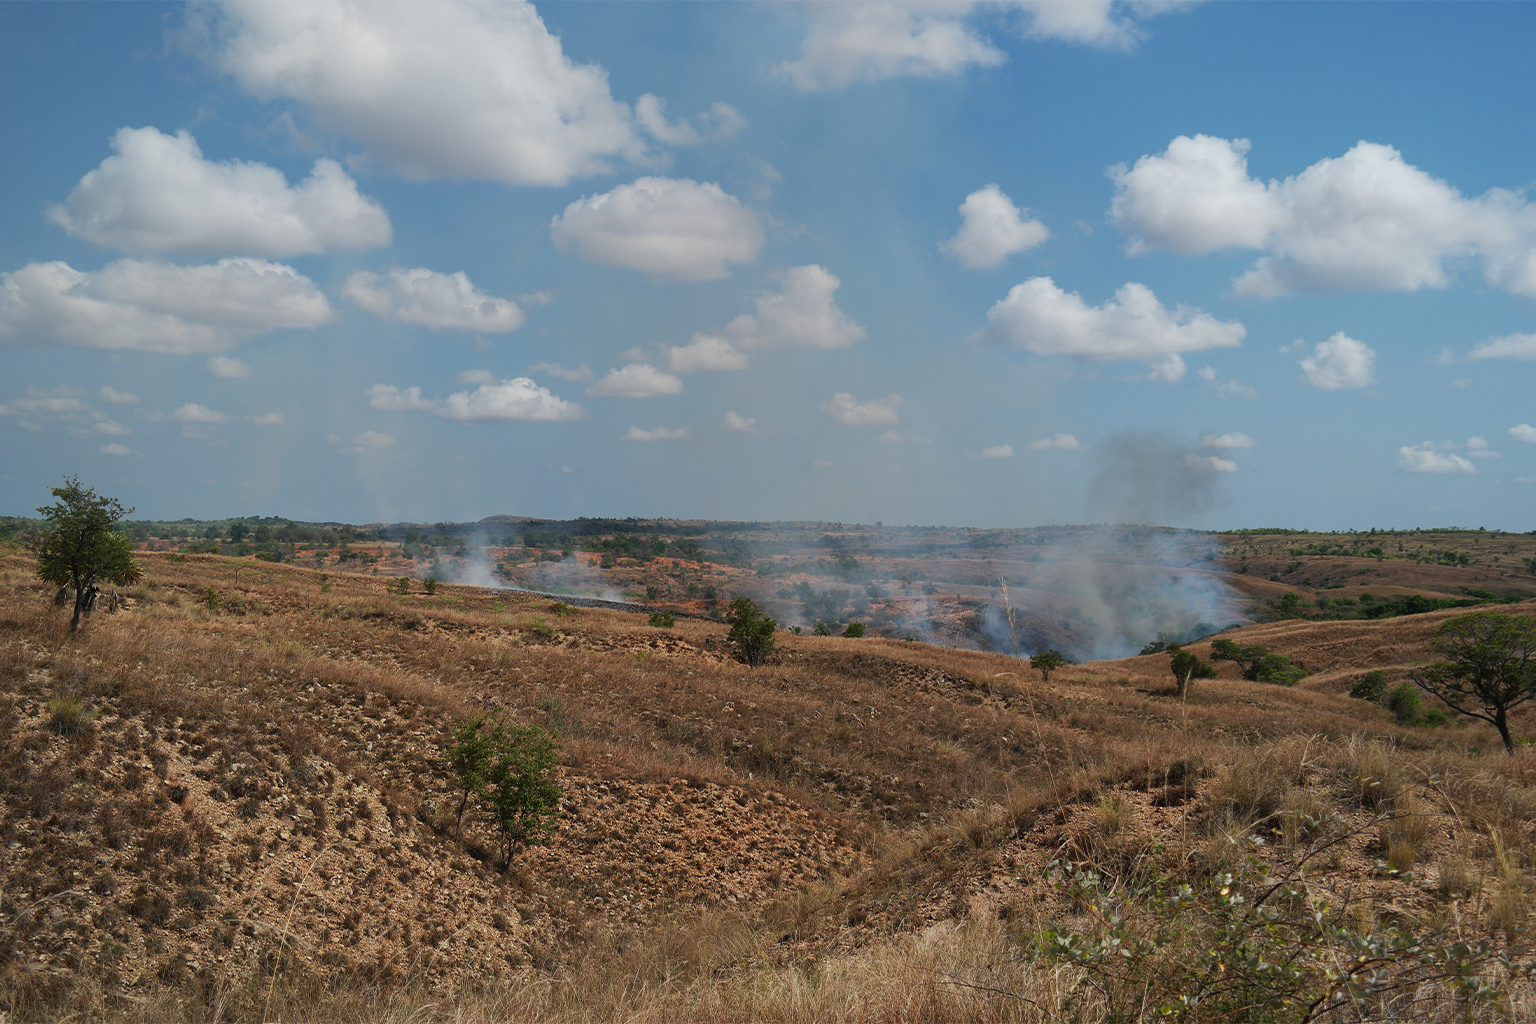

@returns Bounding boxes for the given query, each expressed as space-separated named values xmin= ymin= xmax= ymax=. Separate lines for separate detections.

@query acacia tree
xmin=1411 ymin=611 xmax=1536 ymax=753
xmin=36 ymin=476 xmax=142 ymax=631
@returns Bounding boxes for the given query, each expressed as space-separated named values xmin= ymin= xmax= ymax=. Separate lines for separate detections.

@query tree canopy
xmin=1411 ymin=611 xmax=1536 ymax=753
xmin=36 ymin=476 xmax=141 ymax=631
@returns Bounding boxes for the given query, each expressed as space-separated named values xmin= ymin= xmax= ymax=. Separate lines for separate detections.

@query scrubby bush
xmin=444 ymin=713 xmax=562 ymax=865
xmin=648 ymin=610 xmax=676 ymax=628
xmin=1210 ymin=638 xmax=1308 ymax=685
xmin=842 ymin=622 xmax=865 ymax=638
xmin=1386 ymin=681 xmax=1424 ymax=726
xmin=424 ymin=576 xmax=438 ymax=595
xmin=1350 ymin=669 xmax=1388 ymax=703
xmin=725 ymin=597 xmax=776 ymax=666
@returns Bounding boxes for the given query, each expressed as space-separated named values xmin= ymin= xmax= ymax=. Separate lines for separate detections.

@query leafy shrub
xmin=527 ymin=617 xmax=555 ymax=640
xmin=1350 ymin=670 xmax=1388 ymax=703
xmin=1210 ymin=638 xmax=1308 ymax=685
xmin=444 ymin=714 xmax=562 ymax=865
xmin=424 ymin=576 xmax=438 ymax=595
xmin=395 ymin=577 xmax=411 ymax=595
xmin=1385 ymin=682 xmax=1423 ymax=726
xmin=1023 ymin=827 xmax=1520 ymax=1022
xmin=725 ymin=597 xmax=776 ymax=666
xmin=203 ymin=587 xmax=221 ymax=610
xmin=812 ymin=621 xmax=834 ymax=637
xmin=842 ymin=622 xmax=865 ymax=638
xmin=648 ymin=610 xmax=676 ymax=628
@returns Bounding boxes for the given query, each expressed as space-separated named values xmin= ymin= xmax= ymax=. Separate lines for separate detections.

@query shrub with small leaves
xmin=725 ymin=597 xmax=777 ymax=666
xmin=842 ymin=622 xmax=866 ymax=638
xmin=1020 ymin=823 xmax=1523 ymax=1023
xmin=395 ymin=577 xmax=411 ymax=595
xmin=424 ymin=576 xmax=438 ymax=595
xmin=203 ymin=587 xmax=220 ymax=610
xmin=648 ymin=610 xmax=676 ymax=628
xmin=1350 ymin=669 xmax=1389 ymax=703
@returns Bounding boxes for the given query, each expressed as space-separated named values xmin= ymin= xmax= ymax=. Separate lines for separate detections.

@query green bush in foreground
xmin=1020 ymin=825 xmax=1522 ymax=1022
xmin=725 ymin=597 xmax=776 ymax=666
xmin=445 ymin=714 xmax=561 ymax=865
xmin=648 ymin=610 xmax=676 ymax=628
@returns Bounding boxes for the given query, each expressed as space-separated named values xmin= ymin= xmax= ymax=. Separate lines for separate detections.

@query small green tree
xmin=1030 ymin=649 xmax=1068 ymax=683
xmin=395 ymin=576 xmax=411 ymax=595
xmin=842 ymin=621 xmax=866 ymax=638
xmin=648 ymin=610 xmax=676 ymax=628
xmin=424 ymin=576 xmax=438 ymax=595
xmin=36 ymin=476 xmax=142 ymax=631
xmin=445 ymin=714 xmax=561 ymax=864
xmin=1167 ymin=643 xmax=1218 ymax=698
xmin=725 ymin=597 xmax=776 ymax=666
xmin=1412 ymin=611 xmax=1536 ymax=753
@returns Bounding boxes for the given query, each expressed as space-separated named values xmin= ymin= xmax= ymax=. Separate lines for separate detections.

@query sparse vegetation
xmin=1 ymin=541 xmax=1534 ymax=1023
xmin=1030 ymin=648 xmax=1067 ymax=682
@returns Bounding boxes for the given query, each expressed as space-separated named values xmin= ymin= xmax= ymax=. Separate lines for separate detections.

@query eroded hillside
xmin=3 ymin=550 xmax=1536 ymax=1022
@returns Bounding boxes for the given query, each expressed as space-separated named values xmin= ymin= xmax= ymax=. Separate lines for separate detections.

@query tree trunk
xmin=70 ymin=587 xmax=85 ymax=632
xmin=1496 ymin=709 xmax=1514 ymax=754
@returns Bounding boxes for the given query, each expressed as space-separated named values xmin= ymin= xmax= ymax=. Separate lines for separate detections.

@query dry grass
xmin=2 ymin=551 xmax=1535 ymax=1022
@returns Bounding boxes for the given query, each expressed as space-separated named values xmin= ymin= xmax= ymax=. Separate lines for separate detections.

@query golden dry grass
xmin=3 ymin=551 xmax=1536 ymax=1022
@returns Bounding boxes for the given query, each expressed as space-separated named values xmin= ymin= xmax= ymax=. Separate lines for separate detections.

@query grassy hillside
xmin=3 ymin=551 xmax=1536 ymax=1021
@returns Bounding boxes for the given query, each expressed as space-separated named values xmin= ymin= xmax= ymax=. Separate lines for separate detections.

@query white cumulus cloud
xmin=586 ymin=363 xmax=684 ymax=399
xmin=724 ymin=411 xmax=772 ymax=437
xmin=1111 ymin=135 xmax=1536 ymax=297
xmin=988 ymin=277 xmax=1244 ymax=376
xmin=1201 ymin=432 xmax=1256 ymax=449
xmin=941 ymin=184 xmax=1049 ymax=269
xmin=207 ymin=355 xmax=252 ymax=378
xmin=1509 ymin=424 xmax=1536 ymax=444
xmin=670 ymin=265 xmax=866 ymax=371
xmin=1298 ymin=332 xmax=1376 ymax=389
xmin=777 ymin=2 xmax=1195 ymax=90
xmin=100 ymin=386 xmax=138 ymax=405
xmin=0 ymin=258 xmax=333 ymax=354
xmin=368 ymin=377 xmax=583 ymax=422
xmin=49 ymin=127 xmax=390 ymax=256
xmin=634 ymin=95 xmax=746 ymax=145
xmin=666 ymin=336 xmax=751 ymax=374
xmin=1027 ymin=433 xmax=1081 ymax=451
xmin=1469 ymin=333 xmax=1536 ymax=361
xmin=344 ymin=267 xmax=525 ymax=332
xmin=99 ymin=443 xmax=137 ymax=457
xmin=196 ymin=0 xmax=647 ymax=187
xmin=622 ymin=425 xmax=690 ymax=442
xmin=976 ymin=444 xmax=1014 ymax=459
xmin=550 ymin=177 xmax=763 ymax=282
xmin=776 ymin=3 xmax=1005 ymax=91
xmin=1399 ymin=443 xmax=1477 ymax=474
xmin=822 ymin=392 xmax=903 ymax=426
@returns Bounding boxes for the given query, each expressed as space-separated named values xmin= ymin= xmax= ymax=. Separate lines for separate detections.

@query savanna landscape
xmin=4 ymin=506 xmax=1536 ymax=1022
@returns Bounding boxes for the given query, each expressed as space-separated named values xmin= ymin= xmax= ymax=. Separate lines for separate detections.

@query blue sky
xmin=3 ymin=1 xmax=1535 ymax=530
